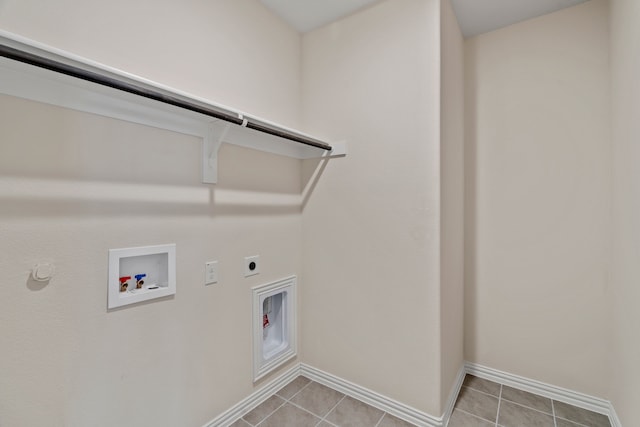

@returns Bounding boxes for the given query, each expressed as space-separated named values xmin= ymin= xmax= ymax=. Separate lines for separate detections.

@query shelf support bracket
xmin=202 ymin=122 xmax=231 ymax=184
xmin=324 ymin=141 xmax=348 ymax=158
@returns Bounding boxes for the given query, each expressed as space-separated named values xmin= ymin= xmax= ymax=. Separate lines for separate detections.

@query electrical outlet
xmin=205 ymin=261 xmax=218 ymax=285
xmin=244 ymin=255 xmax=260 ymax=277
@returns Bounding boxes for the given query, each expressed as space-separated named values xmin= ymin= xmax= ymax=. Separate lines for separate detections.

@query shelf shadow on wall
xmin=0 ymin=95 xmax=325 ymax=218
xmin=0 ymin=183 xmax=307 ymax=219
xmin=0 ymin=144 xmax=329 ymax=219
xmin=0 ymin=175 xmax=215 ymax=218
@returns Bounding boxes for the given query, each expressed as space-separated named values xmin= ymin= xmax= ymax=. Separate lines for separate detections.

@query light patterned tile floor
xmin=229 ymin=376 xmax=416 ymax=427
xmin=450 ymin=375 xmax=612 ymax=427
xmin=229 ymin=374 xmax=613 ymax=427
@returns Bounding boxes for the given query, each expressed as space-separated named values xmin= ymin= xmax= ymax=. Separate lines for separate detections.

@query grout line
xmin=314 ymin=417 xmax=332 ymax=427
xmin=500 ymin=397 xmax=554 ymax=417
xmin=554 ymin=416 xmax=594 ymax=427
xmin=280 ymin=377 xmax=313 ymax=401
xmin=455 ymin=408 xmax=498 ymax=425
xmin=552 ymin=399 xmax=558 ymax=427
xmin=254 ymin=376 xmax=313 ymax=426
xmin=462 ymin=385 xmax=502 ymax=400
xmin=495 ymin=384 xmax=502 ymax=427
xmin=373 ymin=411 xmax=386 ymax=427
xmin=286 ymin=398 xmax=335 ymax=423
xmin=252 ymin=398 xmax=287 ymax=427
xmin=282 ymin=379 xmax=327 ymax=422
xmin=283 ymin=379 xmax=398 ymax=427
xmin=316 ymin=395 xmax=345 ymax=426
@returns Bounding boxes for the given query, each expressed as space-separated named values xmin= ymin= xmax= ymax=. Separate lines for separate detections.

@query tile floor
xmin=450 ymin=375 xmax=612 ymax=427
xmin=229 ymin=374 xmax=613 ymax=427
xmin=229 ymin=376 xmax=415 ymax=427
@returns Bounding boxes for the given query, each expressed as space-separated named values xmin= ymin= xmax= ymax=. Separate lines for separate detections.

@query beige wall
xmin=610 ymin=0 xmax=640 ymax=424
xmin=0 ymin=1 xmax=304 ymax=426
xmin=440 ymin=0 xmax=465 ymax=408
xmin=5 ymin=0 xmax=621 ymax=423
xmin=0 ymin=0 xmax=301 ymax=128
xmin=301 ymin=0 xmax=445 ymax=415
xmin=464 ymin=0 xmax=611 ymax=398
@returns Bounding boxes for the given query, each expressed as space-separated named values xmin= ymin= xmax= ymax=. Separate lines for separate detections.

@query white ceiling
xmin=451 ymin=0 xmax=589 ymax=37
xmin=261 ymin=0 xmax=590 ymax=37
xmin=260 ymin=0 xmax=382 ymax=33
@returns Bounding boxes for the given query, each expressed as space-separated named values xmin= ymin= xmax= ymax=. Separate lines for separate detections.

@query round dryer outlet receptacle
xmin=244 ymin=255 xmax=260 ymax=277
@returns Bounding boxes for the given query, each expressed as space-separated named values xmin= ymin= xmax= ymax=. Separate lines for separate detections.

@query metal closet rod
xmin=0 ymin=44 xmax=333 ymax=152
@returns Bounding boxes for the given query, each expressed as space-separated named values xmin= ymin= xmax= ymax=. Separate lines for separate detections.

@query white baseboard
xmin=202 ymin=361 xmax=450 ymax=427
xmin=300 ymin=363 xmax=443 ymax=427
xmin=608 ymin=403 xmax=623 ymax=427
xmin=464 ymin=362 xmax=619 ymax=426
xmin=204 ymin=361 xmax=621 ymax=427
xmin=202 ymin=363 xmax=300 ymax=427
xmin=441 ymin=364 xmax=466 ymax=426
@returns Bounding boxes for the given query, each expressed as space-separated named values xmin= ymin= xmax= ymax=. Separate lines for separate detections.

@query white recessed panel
xmin=252 ymin=276 xmax=297 ymax=381
xmin=108 ymin=244 xmax=176 ymax=309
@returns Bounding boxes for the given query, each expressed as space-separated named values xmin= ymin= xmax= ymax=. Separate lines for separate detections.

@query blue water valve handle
xmin=134 ymin=273 xmax=147 ymax=289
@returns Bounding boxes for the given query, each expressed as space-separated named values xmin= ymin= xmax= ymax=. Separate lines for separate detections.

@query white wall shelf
xmin=0 ymin=31 xmax=346 ymax=184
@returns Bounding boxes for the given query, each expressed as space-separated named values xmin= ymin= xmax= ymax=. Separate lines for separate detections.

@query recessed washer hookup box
xmin=108 ymin=244 xmax=176 ymax=309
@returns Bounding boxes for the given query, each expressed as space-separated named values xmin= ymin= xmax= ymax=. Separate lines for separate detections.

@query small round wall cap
xmin=32 ymin=263 xmax=56 ymax=282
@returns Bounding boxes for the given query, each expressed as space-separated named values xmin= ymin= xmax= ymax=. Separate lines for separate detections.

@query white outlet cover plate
xmin=244 ymin=255 xmax=260 ymax=277
xmin=205 ymin=260 xmax=218 ymax=285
